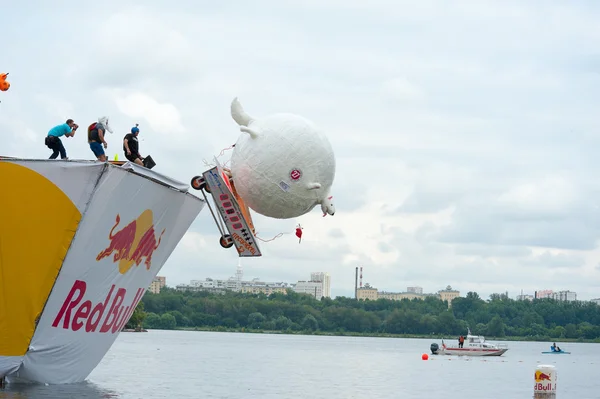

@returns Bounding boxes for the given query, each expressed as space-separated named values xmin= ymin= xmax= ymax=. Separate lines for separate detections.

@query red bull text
xmin=52 ymin=280 xmax=144 ymax=334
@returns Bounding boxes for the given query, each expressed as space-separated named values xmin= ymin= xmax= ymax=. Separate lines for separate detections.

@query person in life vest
xmin=458 ymin=335 xmax=465 ymax=348
xmin=123 ymin=124 xmax=144 ymax=166
xmin=88 ymin=116 xmax=113 ymax=162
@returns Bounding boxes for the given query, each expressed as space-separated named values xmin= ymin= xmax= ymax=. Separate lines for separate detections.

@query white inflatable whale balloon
xmin=229 ymin=97 xmax=336 ymax=220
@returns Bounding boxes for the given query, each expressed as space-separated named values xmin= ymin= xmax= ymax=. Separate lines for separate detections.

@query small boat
xmin=542 ymin=346 xmax=570 ymax=354
xmin=430 ymin=329 xmax=509 ymax=357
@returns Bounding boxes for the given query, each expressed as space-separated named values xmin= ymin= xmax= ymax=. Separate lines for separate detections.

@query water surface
xmin=2 ymin=330 xmax=597 ymax=398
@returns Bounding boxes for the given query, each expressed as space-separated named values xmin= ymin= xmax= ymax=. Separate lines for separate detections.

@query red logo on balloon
xmin=290 ymin=169 xmax=302 ymax=181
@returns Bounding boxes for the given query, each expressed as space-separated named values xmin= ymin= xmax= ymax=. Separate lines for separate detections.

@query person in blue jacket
xmin=45 ymin=119 xmax=78 ymax=159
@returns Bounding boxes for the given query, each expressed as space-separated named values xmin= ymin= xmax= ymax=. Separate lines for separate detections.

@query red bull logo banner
xmin=4 ymin=162 xmax=205 ymax=385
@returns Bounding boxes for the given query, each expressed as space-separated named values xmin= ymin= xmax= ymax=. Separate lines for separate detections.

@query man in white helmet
xmin=87 ymin=116 xmax=113 ymax=162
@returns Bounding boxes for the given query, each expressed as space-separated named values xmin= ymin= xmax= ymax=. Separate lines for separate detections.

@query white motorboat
xmin=430 ymin=329 xmax=509 ymax=357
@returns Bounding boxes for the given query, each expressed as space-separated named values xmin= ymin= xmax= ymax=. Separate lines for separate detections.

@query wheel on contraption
xmin=219 ymin=234 xmax=234 ymax=249
xmin=191 ymin=175 xmax=211 ymax=192
xmin=190 ymin=176 xmax=206 ymax=191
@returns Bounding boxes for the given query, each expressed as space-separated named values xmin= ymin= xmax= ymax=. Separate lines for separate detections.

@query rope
xmin=254 ymin=232 xmax=290 ymax=242
xmin=202 ymin=145 xmax=235 ymax=168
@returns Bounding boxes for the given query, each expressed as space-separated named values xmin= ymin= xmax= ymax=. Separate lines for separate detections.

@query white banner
xmin=0 ymin=160 xmax=204 ymax=384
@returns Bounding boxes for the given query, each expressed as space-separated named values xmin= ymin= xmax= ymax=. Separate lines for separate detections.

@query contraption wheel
xmin=191 ymin=175 xmax=211 ymax=192
xmin=219 ymin=234 xmax=234 ymax=249
xmin=190 ymin=176 xmax=206 ymax=191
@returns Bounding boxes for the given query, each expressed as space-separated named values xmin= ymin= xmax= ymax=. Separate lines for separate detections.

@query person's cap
xmin=131 ymin=124 xmax=140 ymax=134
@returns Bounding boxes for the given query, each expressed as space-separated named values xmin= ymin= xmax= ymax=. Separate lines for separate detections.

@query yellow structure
xmin=149 ymin=276 xmax=166 ymax=294
xmin=438 ymin=285 xmax=460 ymax=307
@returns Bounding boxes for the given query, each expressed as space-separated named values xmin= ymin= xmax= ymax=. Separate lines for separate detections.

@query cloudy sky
xmin=2 ymin=1 xmax=600 ymax=300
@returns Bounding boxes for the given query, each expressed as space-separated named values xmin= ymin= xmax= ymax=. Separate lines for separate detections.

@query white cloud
xmin=112 ymin=91 xmax=186 ymax=134
xmin=3 ymin=0 xmax=600 ymax=301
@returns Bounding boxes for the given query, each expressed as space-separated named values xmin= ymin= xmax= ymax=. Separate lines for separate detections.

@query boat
xmin=542 ymin=346 xmax=570 ymax=354
xmin=430 ymin=329 xmax=509 ymax=357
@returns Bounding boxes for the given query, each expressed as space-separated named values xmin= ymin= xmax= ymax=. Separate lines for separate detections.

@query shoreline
xmin=143 ymin=327 xmax=600 ymax=343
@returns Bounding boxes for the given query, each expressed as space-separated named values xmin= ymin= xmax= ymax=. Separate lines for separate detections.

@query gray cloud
xmin=3 ymin=1 xmax=600 ymax=301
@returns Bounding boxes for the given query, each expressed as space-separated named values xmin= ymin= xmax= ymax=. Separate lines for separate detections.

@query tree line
xmin=126 ymin=288 xmax=600 ymax=342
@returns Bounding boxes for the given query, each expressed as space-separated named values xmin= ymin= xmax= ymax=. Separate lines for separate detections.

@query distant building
xmin=516 ymin=294 xmax=534 ymax=301
xmin=407 ymin=286 xmax=423 ymax=294
xmin=176 ymin=277 xmax=291 ymax=296
xmin=591 ymin=298 xmax=600 ymax=305
xmin=149 ymin=276 xmax=166 ymax=294
xmin=176 ymin=258 xmax=291 ymax=295
xmin=551 ymin=290 xmax=577 ymax=302
xmin=379 ymin=291 xmax=432 ymax=301
xmin=438 ymin=285 xmax=460 ymax=308
xmin=535 ymin=289 xmax=553 ymax=299
xmin=356 ymin=283 xmax=378 ymax=301
xmin=310 ymin=272 xmax=332 ymax=298
xmin=534 ymin=289 xmax=577 ymax=302
xmin=294 ymin=281 xmax=324 ymax=299
xmin=356 ymin=283 xmax=459 ymax=304
xmin=240 ymin=281 xmax=289 ymax=296
xmin=293 ymin=272 xmax=331 ymax=300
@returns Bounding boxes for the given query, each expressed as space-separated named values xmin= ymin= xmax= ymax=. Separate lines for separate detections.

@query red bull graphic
xmin=535 ymin=371 xmax=551 ymax=381
xmin=96 ymin=209 xmax=166 ymax=274
xmin=534 ymin=369 xmax=556 ymax=392
xmin=51 ymin=280 xmax=144 ymax=334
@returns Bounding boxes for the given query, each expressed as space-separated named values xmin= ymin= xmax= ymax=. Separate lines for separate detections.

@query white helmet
xmin=98 ymin=116 xmax=113 ymax=134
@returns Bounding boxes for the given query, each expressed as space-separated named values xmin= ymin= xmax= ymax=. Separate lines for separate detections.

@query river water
xmin=1 ymin=330 xmax=598 ymax=398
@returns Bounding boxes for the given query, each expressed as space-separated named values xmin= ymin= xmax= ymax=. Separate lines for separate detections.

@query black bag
xmin=143 ymin=155 xmax=156 ymax=170
xmin=45 ymin=136 xmax=58 ymax=149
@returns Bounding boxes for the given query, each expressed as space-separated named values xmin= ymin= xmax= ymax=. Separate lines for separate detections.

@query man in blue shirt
xmin=46 ymin=119 xmax=78 ymax=159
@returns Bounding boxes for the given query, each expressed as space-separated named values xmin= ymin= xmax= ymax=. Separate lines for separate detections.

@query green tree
xmin=301 ymin=314 xmax=319 ymax=331
xmin=248 ymin=312 xmax=266 ymax=328
xmin=549 ymin=326 xmax=565 ymax=339
xmin=486 ymin=315 xmax=505 ymax=337
xmin=168 ymin=310 xmax=186 ymax=327
xmin=160 ymin=313 xmax=177 ymax=330
xmin=144 ymin=312 xmax=161 ymax=329
xmin=126 ymin=301 xmax=148 ymax=331
xmin=139 ymin=285 xmax=600 ymax=341
xmin=564 ymin=323 xmax=578 ymax=339
xmin=274 ymin=316 xmax=292 ymax=330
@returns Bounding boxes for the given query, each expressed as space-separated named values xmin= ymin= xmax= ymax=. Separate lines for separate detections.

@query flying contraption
xmin=190 ymin=97 xmax=337 ymax=257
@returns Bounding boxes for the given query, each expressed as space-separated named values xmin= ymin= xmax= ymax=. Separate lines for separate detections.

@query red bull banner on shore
xmin=0 ymin=159 xmax=205 ymax=384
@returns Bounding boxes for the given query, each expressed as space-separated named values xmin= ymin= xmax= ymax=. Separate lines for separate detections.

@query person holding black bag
xmin=45 ymin=119 xmax=78 ymax=160
xmin=123 ymin=124 xmax=144 ymax=166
